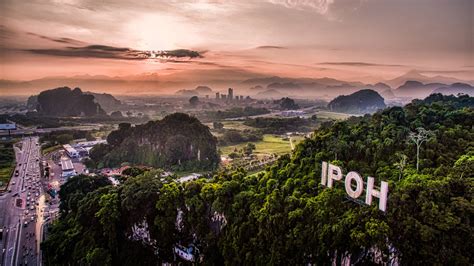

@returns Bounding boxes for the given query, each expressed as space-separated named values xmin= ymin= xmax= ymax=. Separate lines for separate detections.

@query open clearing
xmin=220 ymin=134 xmax=305 ymax=156
xmin=314 ymin=111 xmax=357 ymax=120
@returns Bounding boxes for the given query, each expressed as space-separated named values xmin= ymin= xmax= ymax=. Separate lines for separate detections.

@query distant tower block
xmin=221 ymin=94 xmax=227 ymax=100
xmin=239 ymin=95 xmax=243 ymax=100
xmin=205 ymin=95 xmax=209 ymax=99
xmin=215 ymin=92 xmax=220 ymax=100
xmin=228 ymin=88 xmax=234 ymax=100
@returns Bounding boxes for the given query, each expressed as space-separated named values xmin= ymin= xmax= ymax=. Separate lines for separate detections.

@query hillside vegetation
xmin=36 ymin=87 xmax=106 ymax=116
xmin=88 ymin=113 xmax=220 ymax=171
xmin=328 ymin=89 xmax=386 ymax=114
xmin=43 ymin=94 xmax=473 ymax=265
xmin=0 ymin=141 xmax=15 ymax=190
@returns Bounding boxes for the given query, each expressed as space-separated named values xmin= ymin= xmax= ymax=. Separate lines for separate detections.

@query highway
xmin=0 ymin=137 xmax=47 ymax=266
xmin=0 ymin=125 xmax=104 ymax=137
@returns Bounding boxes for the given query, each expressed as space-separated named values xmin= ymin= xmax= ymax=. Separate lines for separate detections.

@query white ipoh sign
xmin=320 ymin=162 xmax=389 ymax=212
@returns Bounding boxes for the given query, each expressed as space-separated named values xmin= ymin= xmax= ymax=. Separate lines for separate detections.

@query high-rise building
xmin=239 ymin=95 xmax=244 ymax=100
xmin=221 ymin=94 xmax=227 ymax=100
xmin=228 ymin=88 xmax=233 ymax=101
xmin=215 ymin=92 xmax=220 ymax=100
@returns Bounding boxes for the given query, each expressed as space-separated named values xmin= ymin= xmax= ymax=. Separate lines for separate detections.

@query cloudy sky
xmin=0 ymin=0 xmax=472 ymax=82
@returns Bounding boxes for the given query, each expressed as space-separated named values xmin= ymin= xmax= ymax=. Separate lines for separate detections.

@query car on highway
xmin=23 ymin=221 xmax=28 ymax=227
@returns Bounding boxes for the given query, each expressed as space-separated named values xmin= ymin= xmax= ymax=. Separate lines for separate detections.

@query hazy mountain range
xmin=1 ymin=70 xmax=473 ymax=100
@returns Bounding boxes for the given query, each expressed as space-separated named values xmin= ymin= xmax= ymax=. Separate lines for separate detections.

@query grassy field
xmin=206 ymin=121 xmax=254 ymax=136
xmin=221 ymin=121 xmax=254 ymax=130
xmin=314 ymin=111 xmax=356 ymax=120
xmin=219 ymin=134 xmax=305 ymax=157
xmin=92 ymin=130 xmax=110 ymax=140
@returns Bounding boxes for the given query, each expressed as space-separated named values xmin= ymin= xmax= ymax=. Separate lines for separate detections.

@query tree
xmin=56 ymin=133 xmax=73 ymax=145
xmin=213 ymin=121 xmax=224 ymax=130
xmin=243 ymin=143 xmax=256 ymax=156
xmin=121 ymin=166 xmax=146 ymax=177
xmin=276 ymin=97 xmax=299 ymax=110
xmin=228 ymin=152 xmax=240 ymax=159
xmin=85 ymin=131 xmax=96 ymax=141
xmin=453 ymin=153 xmax=474 ymax=179
xmin=394 ymin=153 xmax=408 ymax=180
xmin=408 ymin=127 xmax=432 ymax=172
xmin=189 ymin=96 xmax=200 ymax=107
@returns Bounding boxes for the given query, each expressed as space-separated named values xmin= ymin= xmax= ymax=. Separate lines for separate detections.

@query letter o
xmin=345 ymin=171 xmax=364 ymax=199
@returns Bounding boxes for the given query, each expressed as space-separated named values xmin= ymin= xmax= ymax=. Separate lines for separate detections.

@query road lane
xmin=1 ymin=137 xmax=44 ymax=266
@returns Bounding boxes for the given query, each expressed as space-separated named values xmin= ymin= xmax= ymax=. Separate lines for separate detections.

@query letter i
xmin=321 ymin=161 xmax=328 ymax=186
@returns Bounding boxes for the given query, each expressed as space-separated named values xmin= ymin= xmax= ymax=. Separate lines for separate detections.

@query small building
xmin=0 ymin=123 xmax=16 ymax=137
xmin=63 ymin=144 xmax=79 ymax=158
xmin=281 ymin=110 xmax=305 ymax=117
xmin=0 ymin=123 xmax=16 ymax=130
xmin=61 ymin=158 xmax=76 ymax=178
xmin=75 ymin=147 xmax=89 ymax=157
xmin=74 ymin=140 xmax=107 ymax=148
xmin=178 ymin=173 xmax=201 ymax=183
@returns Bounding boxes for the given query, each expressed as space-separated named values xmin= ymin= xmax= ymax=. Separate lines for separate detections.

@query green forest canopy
xmin=42 ymin=94 xmax=473 ymax=265
xmin=88 ymin=113 xmax=220 ymax=171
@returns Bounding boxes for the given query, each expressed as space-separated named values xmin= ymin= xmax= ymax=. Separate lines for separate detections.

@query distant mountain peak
xmin=374 ymin=82 xmax=391 ymax=88
xmin=401 ymin=80 xmax=424 ymax=87
xmin=404 ymin=69 xmax=426 ymax=76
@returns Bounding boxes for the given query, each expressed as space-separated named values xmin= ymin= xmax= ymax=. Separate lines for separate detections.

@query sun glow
xmin=126 ymin=14 xmax=200 ymax=51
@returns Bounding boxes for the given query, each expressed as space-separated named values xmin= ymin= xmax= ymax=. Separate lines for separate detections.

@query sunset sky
xmin=0 ymin=0 xmax=473 ymax=82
